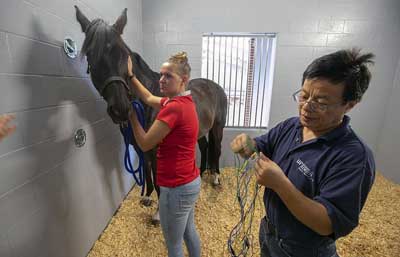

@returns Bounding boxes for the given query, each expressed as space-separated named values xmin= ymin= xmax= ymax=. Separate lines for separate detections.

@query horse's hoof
xmin=151 ymin=210 xmax=160 ymax=225
xmin=212 ymin=174 xmax=221 ymax=187
xmin=151 ymin=219 xmax=160 ymax=225
xmin=140 ymin=196 xmax=153 ymax=207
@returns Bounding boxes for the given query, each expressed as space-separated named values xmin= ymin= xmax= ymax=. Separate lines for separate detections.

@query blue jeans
xmin=159 ymin=176 xmax=201 ymax=257
xmin=259 ymin=217 xmax=339 ymax=257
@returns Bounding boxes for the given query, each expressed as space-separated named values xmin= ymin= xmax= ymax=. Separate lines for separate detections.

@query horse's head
xmin=75 ymin=6 xmax=132 ymax=124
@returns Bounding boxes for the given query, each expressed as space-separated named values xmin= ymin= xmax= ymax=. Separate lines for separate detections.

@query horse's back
xmin=188 ymin=79 xmax=227 ymax=138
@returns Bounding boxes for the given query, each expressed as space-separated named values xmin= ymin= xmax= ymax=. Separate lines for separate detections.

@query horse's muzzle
xmin=107 ymin=105 xmax=130 ymax=124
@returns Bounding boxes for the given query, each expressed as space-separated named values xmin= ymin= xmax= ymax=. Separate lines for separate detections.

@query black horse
xmin=75 ymin=6 xmax=227 ymax=222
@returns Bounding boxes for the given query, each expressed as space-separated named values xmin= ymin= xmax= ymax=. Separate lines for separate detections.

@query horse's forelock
xmin=81 ymin=19 xmax=121 ymax=65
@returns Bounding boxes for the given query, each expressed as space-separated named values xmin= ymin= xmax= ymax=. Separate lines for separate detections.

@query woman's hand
xmin=0 ymin=114 xmax=16 ymax=141
xmin=129 ymin=109 xmax=139 ymax=128
xmin=127 ymin=56 xmax=134 ymax=78
xmin=126 ymin=57 xmax=162 ymax=109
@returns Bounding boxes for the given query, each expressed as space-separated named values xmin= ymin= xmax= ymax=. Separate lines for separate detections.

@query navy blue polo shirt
xmin=254 ymin=115 xmax=375 ymax=247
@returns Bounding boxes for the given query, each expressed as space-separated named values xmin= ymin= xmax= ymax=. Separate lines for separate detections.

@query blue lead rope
xmin=122 ymin=100 xmax=146 ymax=196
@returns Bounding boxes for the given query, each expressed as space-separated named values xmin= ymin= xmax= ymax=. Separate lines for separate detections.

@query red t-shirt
xmin=156 ymin=95 xmax=199 ymax=187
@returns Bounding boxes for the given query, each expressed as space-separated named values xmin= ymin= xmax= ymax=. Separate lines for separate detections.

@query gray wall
xmin=143 ymin=0 xmax=400 ymax=173
xmin=376 ymin=58 xmax=400 ymax=183
xmin=0 ymin=0 xmax=142 ymax=257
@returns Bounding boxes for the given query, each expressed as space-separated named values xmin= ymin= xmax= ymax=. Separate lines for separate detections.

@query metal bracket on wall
xmin=64 ymin=37 xmax=78 ymax=59
xmin=74 ymin=129 xmax=86 ymax=147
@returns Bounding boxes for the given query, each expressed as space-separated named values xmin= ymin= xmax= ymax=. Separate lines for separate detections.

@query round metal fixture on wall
xmin=64 ymin=37 xmax=78 ymax=59
xmin=74 ymin=129 xmax=86 ymax=147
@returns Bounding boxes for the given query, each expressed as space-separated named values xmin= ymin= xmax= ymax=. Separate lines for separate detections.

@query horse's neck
xmin=130 ymin=52 xmax=162 ymax=97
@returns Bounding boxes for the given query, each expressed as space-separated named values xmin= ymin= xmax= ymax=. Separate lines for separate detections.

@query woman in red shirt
xmin=127 ymin=52 xmax=201 ymax=257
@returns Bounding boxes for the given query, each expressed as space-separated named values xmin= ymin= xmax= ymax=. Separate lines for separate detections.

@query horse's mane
xmin=130 ymin=51 xmax=160 ymax=80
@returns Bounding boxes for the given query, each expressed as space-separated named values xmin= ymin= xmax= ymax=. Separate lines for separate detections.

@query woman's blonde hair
xmin=168 ymin=52 xmax=191 ymax=77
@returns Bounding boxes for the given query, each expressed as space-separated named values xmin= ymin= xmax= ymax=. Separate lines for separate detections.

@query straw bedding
xmin=87 ymin=169 xmax=400 ymax=257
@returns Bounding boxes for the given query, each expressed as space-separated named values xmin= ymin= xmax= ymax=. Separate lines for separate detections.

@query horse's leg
xmin=208 ymin=124 xmax=224 ymax=186
xmin=150 ymin=156 xmax=160 ymax=198
xmin=140 ymin=157 xmax=154 ymax=207
xmin=198 ymin=136 xmax=208 ymax=176
xmin=150 ymin=152 xmax=160 ymax=225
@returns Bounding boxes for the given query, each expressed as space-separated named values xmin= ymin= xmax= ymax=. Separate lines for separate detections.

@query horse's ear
xmin=113 ymin=8 xmax=127 ymax=35
xmin=75 ymin=5 xmax=90 ymax=33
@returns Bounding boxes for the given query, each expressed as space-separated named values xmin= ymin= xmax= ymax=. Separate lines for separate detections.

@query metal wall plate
xmin=74 ymin=129 xmax=86 ymax=147
xmin=64 ymin=37 xmax=78 ymax=59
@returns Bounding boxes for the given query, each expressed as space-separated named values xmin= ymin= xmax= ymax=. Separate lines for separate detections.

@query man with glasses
xmin=230 ymin=48 xmax=376 ymax=257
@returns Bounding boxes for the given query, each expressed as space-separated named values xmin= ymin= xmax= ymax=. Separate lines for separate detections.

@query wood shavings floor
xmin=87 ymin=169 xmax=400 ymax=257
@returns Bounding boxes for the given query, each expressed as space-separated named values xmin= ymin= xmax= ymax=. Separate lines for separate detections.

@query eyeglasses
xmin=292 ymin=89 xmax=344 ymax=112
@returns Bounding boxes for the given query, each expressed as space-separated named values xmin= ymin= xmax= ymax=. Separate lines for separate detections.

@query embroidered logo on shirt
xmin=296 ymin=159 xmax=314 ymax=181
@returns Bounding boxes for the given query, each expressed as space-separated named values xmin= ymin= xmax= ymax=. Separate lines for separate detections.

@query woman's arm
xmin=129 ymin=110 xmax=170 ymax=152
xmin=128 ymin=56 xmax=162 ymax=110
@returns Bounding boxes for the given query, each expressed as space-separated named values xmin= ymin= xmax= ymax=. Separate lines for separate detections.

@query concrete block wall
xmin=0 ymin=0 xmax=143 ymax=256
xmin=376 ymin=57 xmax=400 ymax=183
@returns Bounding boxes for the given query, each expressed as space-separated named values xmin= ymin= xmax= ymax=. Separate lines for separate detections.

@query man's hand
xmin=254 ymin=152 xmax=333 ymax=235
xmin=0 ymin=114 xmax=16 ymax=141
xmin=230 ymin=133 xmax=256 ymax=159
xmin=254 ymin=152 xmax=287 ymax=191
